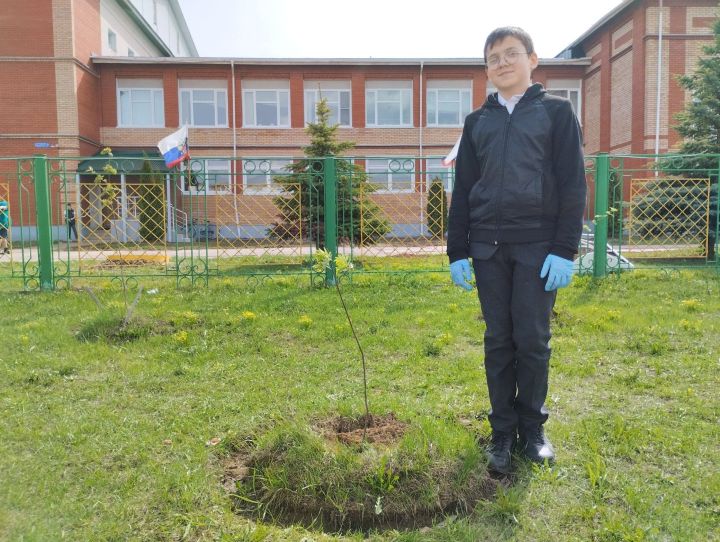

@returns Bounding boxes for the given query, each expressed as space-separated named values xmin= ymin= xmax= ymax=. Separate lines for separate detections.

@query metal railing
xmin=0 ymin=153 xmax=717 ymax=289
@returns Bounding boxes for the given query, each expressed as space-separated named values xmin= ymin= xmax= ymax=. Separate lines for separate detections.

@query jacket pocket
xmin=468 ymin=179 xmax=494 ymax=226
xmin=501 ymin=174 xmax=543 ymax=228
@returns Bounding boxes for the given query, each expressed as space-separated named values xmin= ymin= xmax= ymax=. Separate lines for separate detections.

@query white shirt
xmin=497 ymin=85 xmax=532 ymax=114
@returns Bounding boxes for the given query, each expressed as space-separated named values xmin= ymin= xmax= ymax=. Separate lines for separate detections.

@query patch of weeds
xmin=680 ymin=298 xmax=701 ymax=312
xmin=485 ymin=485 xmax=523 ymax=524
xmin=167 ymin=310 xmax=202 ymax=327
xmin=624 ymin=327 xmax=671 ymax=356
xmin=76 ymin=313 xmax=172 ymax=343
xmin=422 ymin=332 xmax=453 ymax=357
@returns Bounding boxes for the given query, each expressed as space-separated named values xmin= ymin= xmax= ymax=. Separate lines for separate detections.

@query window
xmin=546 ymin=88 xmax=581 ymax=117
xmin=426 ymin=81 xmax=472 ymax=126
xmin=241 ymin=158 xmax=293 ymax=194
xmin=366 ymin=158 xmax=414 ymax=192
xmin=181 ymin=159 xmax=232 ymax=193
xmin=117 ymin=78 xmax=164 ymax=127
xmin=152 ymin=0 xmax=158 ymax=25
xmin=304 ymin=81 xmax=351 ymax=126
xmin=366 ymin=81 xmax=413 ymax=127
xmin=108 ymin=29 xmax=117 ymax=52
xmin=128 ymin=48 xmax=135 ymax=57
xmin=179 ymin=80 xmax=228 ymax=127
xmin=242 ymin=80 xmax=290 ymax=127
xmin=424 ymin=158 xmax=453 ymax=192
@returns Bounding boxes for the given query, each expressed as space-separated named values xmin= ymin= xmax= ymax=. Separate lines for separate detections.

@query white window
xmin=242 ymin=158 xmax=293 ymax=194
xmin=366 ymin=158 xmax=414 ymax=192
xmin=242 ymin=80 xmax=290 ymax=128
xmin=152 ymin=0 xmax=158 ymax=25
xmin=181 ymin=159 xmax=232 ymax=194
xmin=117 ymin=78 xmax=164 ymax=127
xmin=425 ymin=158 xmax=453 ymax=192
xmin=366 ymin=81 xmax=413 ymax=127
xmin=108 ymin=29 xmax=117 ymax=52
xmin=179 ymin=80 xmax=228 ymax=127
xmin=304 ymin=81 xmax=351 ymax=127
xmin=426 ymin=80 xmax=472 ymax=126
xmin=128 ymin=48 xmax=135 ymax=57
xmin=546 ymin=89 xmax=581 ymax=117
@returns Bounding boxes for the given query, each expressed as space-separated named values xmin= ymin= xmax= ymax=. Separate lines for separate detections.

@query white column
xmin=75 ymin=173 xmax=81 ymax=241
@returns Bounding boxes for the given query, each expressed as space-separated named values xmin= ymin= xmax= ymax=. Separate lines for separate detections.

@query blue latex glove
xmin=540 ymin=254 xmax=575 ymax=291
xmin=450 ymin=259 xmax=473 ymax=291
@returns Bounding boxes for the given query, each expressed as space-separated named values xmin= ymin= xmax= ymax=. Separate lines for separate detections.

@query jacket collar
xmin=487 ymin=83 xmax=546 ymax=108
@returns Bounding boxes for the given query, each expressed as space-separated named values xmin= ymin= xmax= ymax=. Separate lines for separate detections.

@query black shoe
xmin=486 ymin=431 xmax=515 ymax=474
xmin=518 ymin=426 xmax=555 ymax=464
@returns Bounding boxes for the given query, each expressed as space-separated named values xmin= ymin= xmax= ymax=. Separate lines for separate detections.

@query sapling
xmin=313 ymin=248 xmax=371 ymax=440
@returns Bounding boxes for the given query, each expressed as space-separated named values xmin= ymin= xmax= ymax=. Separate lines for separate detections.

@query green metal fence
xmin=0 ymin=153 xmax=717 ymax=290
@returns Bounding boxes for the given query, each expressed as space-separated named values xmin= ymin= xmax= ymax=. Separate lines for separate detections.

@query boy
xmin=65 ymin=203 xmax=78 ymax=241
xmin=447 ymin=27 xmax=586 ymax=474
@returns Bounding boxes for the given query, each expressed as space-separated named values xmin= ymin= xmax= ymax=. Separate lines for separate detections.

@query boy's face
xmin=485 ymin=36 xmax=538 ymax=97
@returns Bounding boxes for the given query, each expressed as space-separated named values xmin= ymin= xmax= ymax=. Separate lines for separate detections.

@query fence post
xmin=594 ymin=153 xmax=610 ymax=278
xmin=33 ymin=154 xmax=54 ymax=290
xmin=323 ymin=157 xmax=338 ymax=285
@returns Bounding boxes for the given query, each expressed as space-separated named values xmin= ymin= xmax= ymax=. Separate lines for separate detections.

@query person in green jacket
xmin=0 ymin=201 xmax=10 ymax=255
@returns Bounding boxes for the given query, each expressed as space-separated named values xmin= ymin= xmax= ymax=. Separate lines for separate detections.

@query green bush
xmin=426 ymin=177 xmax=448 ymax=239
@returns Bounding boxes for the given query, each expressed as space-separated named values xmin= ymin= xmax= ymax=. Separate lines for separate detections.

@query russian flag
xmin=441 ymin=135 xmax=462 ymax=167
xmin=158 ymin=126 xmax=190 ymax=168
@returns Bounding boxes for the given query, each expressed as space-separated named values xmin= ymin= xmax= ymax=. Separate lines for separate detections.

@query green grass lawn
xmin=1 ymin=261 xmax=719 ymax=541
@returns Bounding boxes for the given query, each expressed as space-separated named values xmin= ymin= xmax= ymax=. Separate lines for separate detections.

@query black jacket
xmin=447 ymin=83 xmax=587 ymax=263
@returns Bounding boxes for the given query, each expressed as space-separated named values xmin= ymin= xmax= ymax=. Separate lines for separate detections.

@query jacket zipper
xmin=496 ymin=109 xmax=513 ymax=245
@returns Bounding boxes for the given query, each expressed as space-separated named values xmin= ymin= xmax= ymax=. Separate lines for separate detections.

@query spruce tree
xmin=270 ymin=99 xmax=389 ymax=249
xmin=654 ymin=19 xmax=720 ymax=259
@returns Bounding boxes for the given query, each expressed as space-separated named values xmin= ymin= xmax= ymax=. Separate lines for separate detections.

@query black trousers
xmin=68 ymin=221 xmax=77 ymax=240
xmin=472 ymin=241 xmax=557 ymax=434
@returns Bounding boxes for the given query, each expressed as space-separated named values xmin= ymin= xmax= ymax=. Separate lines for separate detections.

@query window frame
xmin=180 ymin=159 xmax=234 ymax=195
xmin=179 ymin=81 xmax=229 ymax=128
xmin=424 ymin=157 xmax=454 ymax=192
xmin=546 ymin=87 xmax=582 ymax=121
xmin=108 ymin=29 xmax=117 ymax=52
xmin=116 ymin=79 xmax=165 ymax=128
xmin=426 ymin=83 xmax=472 ymax=127
xmin=365 ymin=82 xmax=414 ymax=128
xmin=240 ymin=157 xmax=294 ymax=195
xmin=366 ymin=158 xmax=415 ymax=193
xmin=242 ymin=85 xmax=291 ymax=128
xmin=304 ymin=84 xmax=352 ymax=127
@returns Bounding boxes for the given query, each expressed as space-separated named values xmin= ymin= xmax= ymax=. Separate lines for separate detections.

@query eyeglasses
xmin=486 ymin=50 xmax=531 ymax=68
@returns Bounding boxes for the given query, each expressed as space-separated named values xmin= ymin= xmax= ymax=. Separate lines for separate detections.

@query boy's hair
xmin=484 ymin=27 xmax=535 ymax=59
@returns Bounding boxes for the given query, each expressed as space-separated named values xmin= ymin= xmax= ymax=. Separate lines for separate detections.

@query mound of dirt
xmin=314 ymin=413 xmax=408 ymax=445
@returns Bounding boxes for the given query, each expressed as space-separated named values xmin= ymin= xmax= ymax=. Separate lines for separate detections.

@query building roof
xmin=92 ymin=56 xmax=592 ymax=67
xmin=116 ymin=0 xmax=198 ymax=57
xmin=556 ymin=0 xmax=637 ymax=57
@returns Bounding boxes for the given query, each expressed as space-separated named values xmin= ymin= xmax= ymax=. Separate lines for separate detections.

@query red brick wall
xmin=77 ymin=66 xmax=101 ymax=145
xmin=72 ymin=0 xmax=101 ymax=64
xmin=0 ymin=63 xmax=58 ymax=134
xmin=0 ymin=0 xmax=55 ymax=56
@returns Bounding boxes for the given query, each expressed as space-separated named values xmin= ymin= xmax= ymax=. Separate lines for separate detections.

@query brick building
xmin=0 ymin=0 xmax=717 ymax=238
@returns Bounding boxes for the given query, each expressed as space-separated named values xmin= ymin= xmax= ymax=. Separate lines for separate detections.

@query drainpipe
xmin=419 ymin=61 xmax=425 ymax=235
xmin=231 ymin=59 xmax=241 ymax=236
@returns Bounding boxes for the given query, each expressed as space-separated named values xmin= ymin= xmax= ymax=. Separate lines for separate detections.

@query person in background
xmin=66 ymin=203 xmax=78 ymax=241
xmin=0 ymin=201 xmax=10 ymax=255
